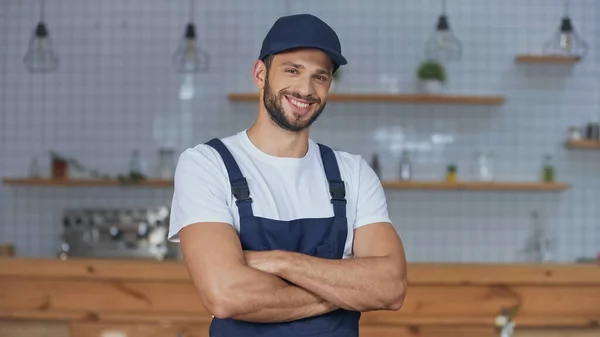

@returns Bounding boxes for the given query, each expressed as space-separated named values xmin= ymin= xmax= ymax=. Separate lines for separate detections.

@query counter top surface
xmin=1 ymin=258 xmax=600 ymax=329
xmin=1 ymin=257 xmax=599 ymax=284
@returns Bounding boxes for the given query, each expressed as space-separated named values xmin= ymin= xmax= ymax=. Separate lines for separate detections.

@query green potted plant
xmin=417 ymin=60 xmax=446 ymax=94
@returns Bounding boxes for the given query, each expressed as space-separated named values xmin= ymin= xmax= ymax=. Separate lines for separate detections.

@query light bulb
xmin=560 ymin=32 xmax=572 ymax=51
xmin=543 ymin=17 xmax=589 ymax=58
xmin=425 ymin=15 xmax=462 ymax=61
xmin=173 ymin=23 xmax=209 ymax=74
xmin=23 ymin=22 xmax=59 ymax=73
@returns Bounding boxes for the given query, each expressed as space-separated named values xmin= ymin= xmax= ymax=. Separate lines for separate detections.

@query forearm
xmin=213 ymin=265 xmax=337 ymax=322
xmin=272 ymin=252 xmax=406 ymax=312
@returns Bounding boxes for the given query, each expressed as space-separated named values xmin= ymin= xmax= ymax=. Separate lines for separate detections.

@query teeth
xmin=289 ymin=98 xmax=310 ymax=109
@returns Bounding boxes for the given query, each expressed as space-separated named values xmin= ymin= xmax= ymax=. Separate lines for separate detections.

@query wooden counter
xmin=1 ymin=257 xmax=599 ymax=337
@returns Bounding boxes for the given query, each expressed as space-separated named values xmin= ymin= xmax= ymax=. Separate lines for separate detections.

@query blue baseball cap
xmin=258 ymin=14 xmax=347 ymax=73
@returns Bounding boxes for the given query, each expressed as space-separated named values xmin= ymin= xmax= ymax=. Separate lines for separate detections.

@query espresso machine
xmin=58 ymin=205 xmax=179 ymax=260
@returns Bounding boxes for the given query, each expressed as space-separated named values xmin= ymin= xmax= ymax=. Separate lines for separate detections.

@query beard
xmin=263 ymin=76 xmax=326 ymax=133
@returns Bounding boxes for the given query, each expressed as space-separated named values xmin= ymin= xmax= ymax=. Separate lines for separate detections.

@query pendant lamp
xmin=424 ymin=0 xmax=462 ymax=61
xmin=23 ymin=0 xmax=59 ymax=73
xmin=173 ymin=0 xmax=209 ymax=73
xmin=543 ymin=0 xmax=589 ymax=59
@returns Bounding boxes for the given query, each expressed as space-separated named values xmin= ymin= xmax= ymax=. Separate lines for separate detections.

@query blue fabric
xmin=205 ymin=138 xmax=361 ymax=337
xmin=258 ymin=14 xmax=348 ymax=73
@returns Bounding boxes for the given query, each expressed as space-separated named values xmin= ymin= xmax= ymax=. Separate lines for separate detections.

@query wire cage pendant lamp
xmin=424 ymin=0 xmax=462 ymax=61
xmin=173 ymin=0 xmax=209 ymax=74
xmin=543 ymin=0 xmax=589 ymax=59
xmin=23 ymin=0 xmax=60 ymax=73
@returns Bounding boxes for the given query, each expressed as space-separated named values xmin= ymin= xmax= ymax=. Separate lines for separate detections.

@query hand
xmin=244 ymin=250 xmax=286 ymax=274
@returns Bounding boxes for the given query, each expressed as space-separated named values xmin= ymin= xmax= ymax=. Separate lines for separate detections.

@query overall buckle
xmin=328 ymin=179 xmax=346 ymax=203
xmin=231 ymin=178 xmax=252 ymax=204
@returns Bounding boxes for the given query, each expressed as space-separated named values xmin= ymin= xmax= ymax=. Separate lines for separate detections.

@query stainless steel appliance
xmin=58 ymin=205 xmax=178 ymax=260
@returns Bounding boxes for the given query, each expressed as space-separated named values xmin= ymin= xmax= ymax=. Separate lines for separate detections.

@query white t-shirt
xmin=168 ymin=130 xmax=392 ymax=259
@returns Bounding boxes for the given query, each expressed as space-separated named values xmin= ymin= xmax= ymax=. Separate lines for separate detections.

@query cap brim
xmin=262 ymin=43 xmax=347 ymax=70
xmin=317 ymin=46 xmax=348 ymax=68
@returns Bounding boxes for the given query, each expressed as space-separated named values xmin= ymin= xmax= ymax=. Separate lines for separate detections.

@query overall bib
xmin=205 ymin=138 xmax=361 ymax=337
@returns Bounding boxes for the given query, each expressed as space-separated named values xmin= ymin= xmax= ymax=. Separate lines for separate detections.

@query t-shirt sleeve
xmin=353 ymin=156 xmax=393 ymax=230
xmin=168 ymin=146 xmax=233 ymax=242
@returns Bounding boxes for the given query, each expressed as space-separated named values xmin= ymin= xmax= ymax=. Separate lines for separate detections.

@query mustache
xmin=280 ymin=91 xmax=321 ymax=104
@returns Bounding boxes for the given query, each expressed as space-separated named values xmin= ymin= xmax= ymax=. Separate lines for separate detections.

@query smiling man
xmin=169 ymin=13 xmax=407 ymax=337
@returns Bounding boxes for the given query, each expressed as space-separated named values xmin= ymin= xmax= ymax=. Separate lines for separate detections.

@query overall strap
xmin=205 ymin=138 xmax=254 ymax=219
xmin=317 ymin=144 xmax=347 ymax=218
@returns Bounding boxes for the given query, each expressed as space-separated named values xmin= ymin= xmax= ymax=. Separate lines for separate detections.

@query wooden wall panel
xmin=0 ymin=279 xmax=206 ymax=316
xmin=0 ymin=258 xmax=190 ymax=282
xmin=2 ymin=258 xmax=599 ymax=285
xmin=359 ymin=326 xmax=490 ymax=337
xmin=514 ymin=331 xmax=600 ymax=337
xmin=3 ymin=278 xmax=599 ymax=327
xmin=363 ymin=284 xmax=600 ymax=322
xmin=0 ymin=321 xmax=69 ymax=337
xmin=70 ymin=322 xmax=210 ymax=337
xmin=68 ymin=324 xmax=600 ymax=337
xmin=360 ymin=327 xmax=600 ymax=337
xmin=1 ymin=258 xmax=600 ymax=336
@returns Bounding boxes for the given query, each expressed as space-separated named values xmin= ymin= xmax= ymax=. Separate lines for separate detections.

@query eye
xmin=285 ymin=68 xmax=299 ymax=74
xmin=314 ymin=75 xmax=328 ymax=81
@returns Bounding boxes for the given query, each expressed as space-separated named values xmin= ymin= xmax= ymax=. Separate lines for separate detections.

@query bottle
xmin=28 ymin=156 xmax=41 ymax=178
xmin=129 ymin=149 xmax=146 ymax=176
xmin=542 ymin=154 xmax=554 ymax=182
xmin=371 ymin=154 xmax=381 ymax=179
xmin=399 ymin=150 xmax=412 ymax=181
xmin=446 ymin=164 xmax=457 ymax=182
xmin=474 ymin=151 xmax=494 ymax=181
xmin=156 ymin=148 xmax=176 ymax=179
xmin=524 ymin=210 xmax=555 ymax=263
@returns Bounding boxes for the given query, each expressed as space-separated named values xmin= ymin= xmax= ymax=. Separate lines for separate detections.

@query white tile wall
xmin=0 ymin=0 xmax=598 ymax=262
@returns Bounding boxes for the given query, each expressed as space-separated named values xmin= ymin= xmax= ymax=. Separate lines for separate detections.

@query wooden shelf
xmin=381 ymin=180 xmax=570 ymax=191
xmin=565 ymin=139 xmax=600 ymax=149
xmin=515 ymin=54 xmax=581 ymax=64
xmin=2 ymin=178 xmax=174 ymax=187
xmin=3 ymin=178 xmax=569 ymax=191
xmin=228 ymin=93 xmax=505 ymax=105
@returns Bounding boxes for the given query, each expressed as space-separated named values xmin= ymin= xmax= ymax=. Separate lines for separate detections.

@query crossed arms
xmin=179 ymin=220 xmax=407 ymax=323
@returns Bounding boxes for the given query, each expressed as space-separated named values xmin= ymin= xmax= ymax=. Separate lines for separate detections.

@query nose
xmin=294 ymin=75 xmax=316 ymax=98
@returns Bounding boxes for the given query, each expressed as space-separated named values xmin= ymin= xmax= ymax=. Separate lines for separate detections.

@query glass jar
xmin=156 ymin=148 xmax=176 ymax=179
xmin=473 ymin=151 xmax=494 ymax=181
xmin=398 ymin=150 xmax=412 ymax=181
xmin=542 ymin=154 xmax=554 ymax=182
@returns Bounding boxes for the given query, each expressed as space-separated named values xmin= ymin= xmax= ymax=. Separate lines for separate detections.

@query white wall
xmin=1 ymin=0 xmax=599 ymax=262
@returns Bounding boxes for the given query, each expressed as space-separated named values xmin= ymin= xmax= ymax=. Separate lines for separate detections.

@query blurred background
xmin=1 ymin=1 xmax=599 ymax=336
xmin=1 ymin=0 xmax=599 ymax=263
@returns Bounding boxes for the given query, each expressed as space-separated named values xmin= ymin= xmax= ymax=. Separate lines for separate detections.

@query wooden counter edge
xmin=1 ymin=257 xmax=599 ymax=285
xmin=0 ymin=309 xmax=598 ymax=329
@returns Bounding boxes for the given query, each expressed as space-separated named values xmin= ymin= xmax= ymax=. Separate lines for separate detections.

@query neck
xmin=246 ymin=109 xmax=310 ymax=158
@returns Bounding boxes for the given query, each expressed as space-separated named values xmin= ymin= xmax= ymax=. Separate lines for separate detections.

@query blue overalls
xmin=205 ymin=138 xmax=361 ymax=337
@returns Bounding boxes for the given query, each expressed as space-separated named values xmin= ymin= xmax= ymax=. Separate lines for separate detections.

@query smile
xmin=285 ymin=95 xmax=314 ymax=112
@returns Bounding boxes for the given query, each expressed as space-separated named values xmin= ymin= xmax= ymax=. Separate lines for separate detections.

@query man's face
xmin=261 ymin=49 xmax=334 ymax=132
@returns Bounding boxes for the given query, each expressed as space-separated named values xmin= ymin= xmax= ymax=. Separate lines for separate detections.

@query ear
xmin=253 ymin=60 xmax=267 ymax=89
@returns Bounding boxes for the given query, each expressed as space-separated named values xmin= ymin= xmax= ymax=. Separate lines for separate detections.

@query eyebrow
xmin=281 ymin=61 xmax=331 ymax=75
